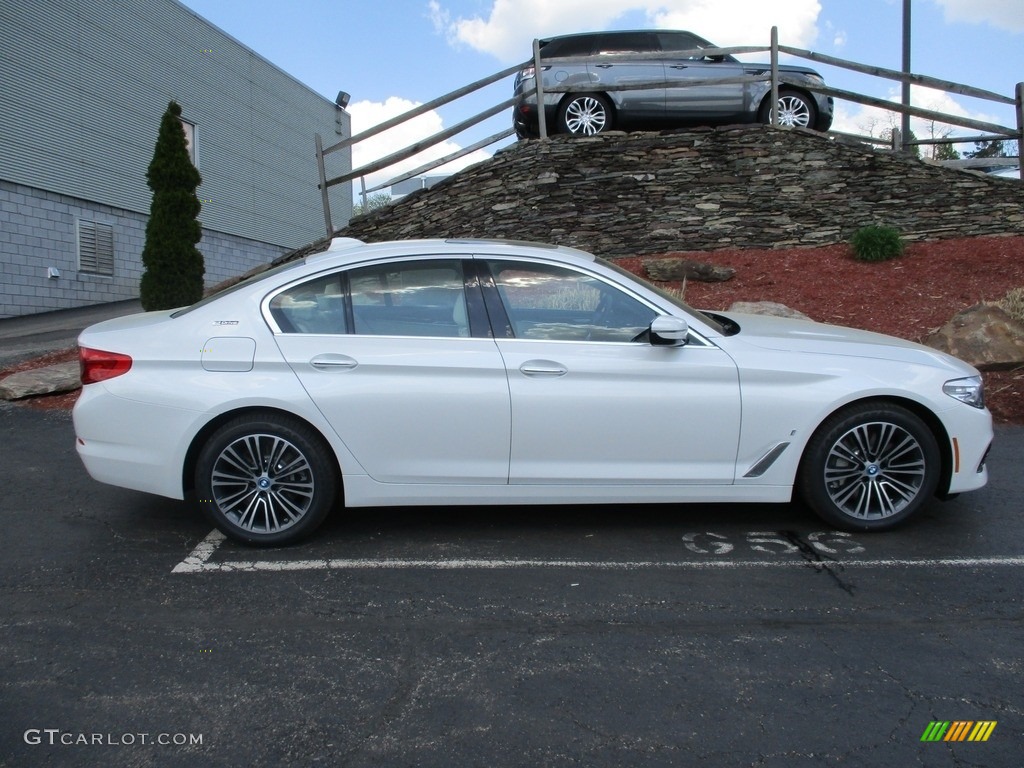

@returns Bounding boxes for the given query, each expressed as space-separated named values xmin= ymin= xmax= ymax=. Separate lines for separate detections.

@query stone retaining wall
xmin=336 ymin=125 xmax=1023 ymax=258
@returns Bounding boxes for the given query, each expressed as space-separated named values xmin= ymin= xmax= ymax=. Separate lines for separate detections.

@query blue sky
xmin=180 ymin=0 xmax=1022 ymax=191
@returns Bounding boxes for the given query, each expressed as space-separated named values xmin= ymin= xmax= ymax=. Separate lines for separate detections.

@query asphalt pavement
xmin=1 ymin=403 xmax=1022 ymax=766
xmin=0 ymin=300 xmax=141 ymax=367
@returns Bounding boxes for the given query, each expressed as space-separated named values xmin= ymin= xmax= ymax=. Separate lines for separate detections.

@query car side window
xmin=657 ymin=32 xmax=709 ymax=60
xmin=595 ymin=32 xmax=657 ymax=55
xmin=542 ymin=36 xmax=595 ymax=59
xmin=486 ymin=260 xmax=656 ymax=342
xmin=269 ymin=273 xmax=347 ymax=334
xmin=349 ymin=259 xmax=470 ymax=337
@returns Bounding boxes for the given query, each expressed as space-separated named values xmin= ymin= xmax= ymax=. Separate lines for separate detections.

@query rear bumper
xmin=73 ymin=384 xmax=198 ymax=500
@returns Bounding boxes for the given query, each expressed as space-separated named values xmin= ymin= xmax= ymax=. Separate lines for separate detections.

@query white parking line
xmin=172 ymin=530 xmax=1024 ymax=574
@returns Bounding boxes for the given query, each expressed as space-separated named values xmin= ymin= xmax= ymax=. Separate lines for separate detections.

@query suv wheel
xmin=759 ymin=90 xmax=816 ymax=129
xmin=559 ymin=94 xmax=612 ymax=135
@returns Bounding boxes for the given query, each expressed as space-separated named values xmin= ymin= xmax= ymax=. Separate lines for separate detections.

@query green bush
xmin=851 ymin=225 xmax=905 ymax=262
xmin=999 ymin=287 xmax=1024 ymax=323
xmin=140 ymin=101 xmax=205 ymax=310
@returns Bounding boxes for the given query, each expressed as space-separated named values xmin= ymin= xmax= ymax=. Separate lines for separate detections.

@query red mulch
xmin=4 ymin=235 xmax=1023 ymax=422
xmin=620 ymin=234 xmax=1024 ymax=424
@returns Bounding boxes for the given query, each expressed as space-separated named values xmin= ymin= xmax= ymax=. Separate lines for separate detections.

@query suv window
xmin=657 ymin=32 xmax=710 ymax=57
xmin=539 ymin=36 xmax=595 ymax=58
xmin=594 ymin=32 xmax=657 ymax=55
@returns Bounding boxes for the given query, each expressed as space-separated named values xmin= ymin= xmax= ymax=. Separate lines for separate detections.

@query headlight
xmin=943 ymin=376 xmax=985 ymax=408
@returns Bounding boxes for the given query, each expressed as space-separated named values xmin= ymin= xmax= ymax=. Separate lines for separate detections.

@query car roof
xmin=300 ymin=237 xmax=600 ymax=271
xmin=539 ymin=29 xmax=709 ymax=43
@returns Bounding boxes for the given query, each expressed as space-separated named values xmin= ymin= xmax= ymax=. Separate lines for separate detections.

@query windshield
xmin=597 ymin=257 xmax=729 ymax=335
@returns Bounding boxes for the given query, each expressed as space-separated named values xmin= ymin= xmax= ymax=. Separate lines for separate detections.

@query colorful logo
xmin=921 ymin=721 xmax=997 ymax=742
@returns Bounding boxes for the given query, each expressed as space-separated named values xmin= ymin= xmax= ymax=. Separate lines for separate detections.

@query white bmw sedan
xmin=73 ymin=238 xmax=992 ymax=546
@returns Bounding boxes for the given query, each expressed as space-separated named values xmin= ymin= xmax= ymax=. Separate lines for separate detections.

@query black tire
xmin=558 ymin=94 xmax=613 ymax=135
xmin=759 ymin=89 xmax=817 ymax=129
xmin=798 ymin=403 xmax=940 ymax=531
xmin=195 ymin=413 xmax=338 ymax=546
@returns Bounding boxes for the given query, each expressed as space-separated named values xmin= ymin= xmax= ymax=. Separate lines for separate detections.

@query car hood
xmin=716 ymin=312 xmax=977 ymax=374
xmin=741 ymin=63 xmax=821 ymax=78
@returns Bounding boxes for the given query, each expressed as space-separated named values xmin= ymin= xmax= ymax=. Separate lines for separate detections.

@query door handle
xmin=594 ymin=64 xmax=613 ymax=69
xmin=310 ymin=354 xmax=358 ymax=371
xmin=669 ymin=64 xmax=689 ymax=69
xmin=519 ymin=360 xmax=568 ymax=377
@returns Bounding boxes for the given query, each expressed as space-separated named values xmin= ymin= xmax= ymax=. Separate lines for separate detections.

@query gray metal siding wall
xmin=0 ymin=0 xmax=351 ymax=249
xmin=0 ymin=180 xmax=287 ymax=319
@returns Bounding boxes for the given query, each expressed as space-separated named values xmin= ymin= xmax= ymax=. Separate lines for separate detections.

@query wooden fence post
xmin=315 ymin=133 xmax=332 ymax=237
xmin=534 ymin=39 xmax=548 ymax=139
xmin=1016 ymin=82 xmax=1023 ymax=179
xmin=770 ymin=27 xmax=779 ymax=126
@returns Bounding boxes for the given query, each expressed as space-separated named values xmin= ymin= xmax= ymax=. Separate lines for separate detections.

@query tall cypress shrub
xmin=139 ymin=101 xmax=205 ymax=310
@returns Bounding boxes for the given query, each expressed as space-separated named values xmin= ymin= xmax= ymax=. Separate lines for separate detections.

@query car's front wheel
xmin=798 ymin=403 xmax=941 ymax=531
xmin=195 ymin=413 xmax=338 ymax=546
xmin=759 ymin=90 xmax=817 ymax=128
xmin=558 ymin=94 xmax=613 ymax=135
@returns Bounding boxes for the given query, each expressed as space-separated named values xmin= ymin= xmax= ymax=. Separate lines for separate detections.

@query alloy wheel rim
xmin=211 ymin=433 xmax=315 ymax=533
xmin=823 ymin=421 xmax=927 ymax=520
xmin=776 ymin=95 xmax=811 ymax=127
xmin=565 ymin=98 xmax=607 ymax=135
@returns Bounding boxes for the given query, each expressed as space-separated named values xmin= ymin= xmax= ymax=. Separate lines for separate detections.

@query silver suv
xmin=513 ymin=30 xmax=833 ymax=137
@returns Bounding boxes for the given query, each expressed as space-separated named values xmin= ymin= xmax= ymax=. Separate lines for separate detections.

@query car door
xmin=481 ymin=258 xmax=742 ymax=485
xmin=268 ymin=257 xmax=511 ymax=484
xmin=658 ymin=31 xmax=746 ymax=122
xmin=588 ymin=31 xmax=665 ymax=121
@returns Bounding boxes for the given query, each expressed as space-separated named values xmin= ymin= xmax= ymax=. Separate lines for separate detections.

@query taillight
xmin=79 ymin=347 xmax=133 ymax=385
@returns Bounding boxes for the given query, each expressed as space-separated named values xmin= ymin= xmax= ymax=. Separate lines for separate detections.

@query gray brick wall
xmin=1 ymin=180 xmax=286 ymax=318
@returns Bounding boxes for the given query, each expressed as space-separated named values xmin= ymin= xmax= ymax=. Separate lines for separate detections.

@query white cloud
xmin=434 ymin=0 xmax=823 ymax=62
xmin=823 ymin=20 xmax=847 ymax=49
xmin=931 ymin=0 xmax=1024 ymax=33
xmin=347 ymin=97 xmax=493 ymax=194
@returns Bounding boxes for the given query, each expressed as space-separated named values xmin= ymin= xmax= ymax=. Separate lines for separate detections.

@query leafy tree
xmin=139 ymin=101 xmax=205 ymax=310
xmin=966 ymin=139 xmax=1009 ymax=159
xmin=352 ymin=192 xmax=392 ymax=217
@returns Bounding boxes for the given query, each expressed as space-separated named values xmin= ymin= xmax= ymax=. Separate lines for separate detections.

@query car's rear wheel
xmin=195 ymin=413 xmax=337 ymax=546
xmin=559 ymin=94 xmax=613 ymax=135
xmin=798 ymin=403 xmax=940 ymax=531
xmin=759 ymin=90 xmax=816 ymax=128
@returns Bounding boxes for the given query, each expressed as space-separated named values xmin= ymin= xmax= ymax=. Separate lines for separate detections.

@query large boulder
xmin=0 ymin=362 xmax=80 ymax=400
xmin=924 ymin=303 xmax=1024 ymax=370
xmin=728 ymin=301 xmax=811 ymax=320
xmin=643 ymin=258 xmax=735 ymax=282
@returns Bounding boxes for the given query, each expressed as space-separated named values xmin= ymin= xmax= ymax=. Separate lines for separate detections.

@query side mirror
xmin=650 ymin=316 xmax=688 ymax=346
